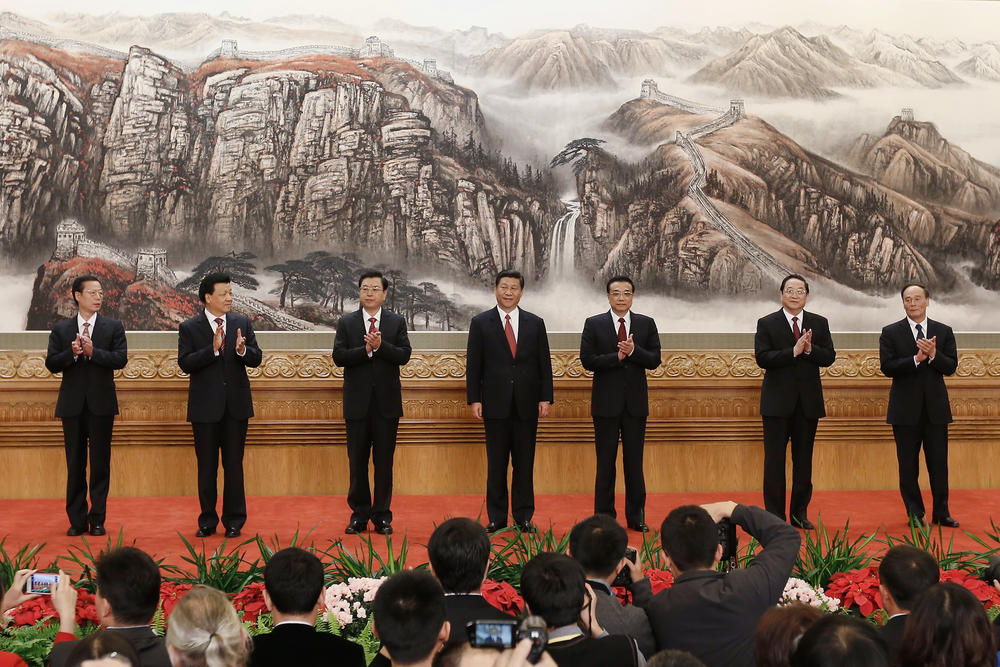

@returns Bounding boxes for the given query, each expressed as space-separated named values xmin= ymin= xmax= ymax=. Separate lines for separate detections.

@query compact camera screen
xmin=468 ymin=620 xmax=517 ymax=648
xmin=27 ymin=573 xmax=58 ymax=594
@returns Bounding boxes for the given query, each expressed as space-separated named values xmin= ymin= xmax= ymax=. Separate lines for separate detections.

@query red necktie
xmin=792 ymin=316 xmax=801 ymax=341
xmin=505 ymin=314 xmax=516 ymax=358
xmin=82 ymin=322 xmax=90 ymax=337
xmin=215 ymin=317 xmax=225 ymax=347
xmin=369 ymin=317 xmax=377 ymax=334
xmin=617 ymin=317 xmax=626 ymax=342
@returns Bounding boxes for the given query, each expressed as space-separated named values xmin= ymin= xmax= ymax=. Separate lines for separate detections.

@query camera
xmin=25 ymin=572 xmax=58 ymax=594
xmin=982 ymin=555 xmax=1000 ymax=585
xmin=612 ymin=546 xmax=638 ymax=588
xmin=718 ymin=518 xmax=738 ymax=571
xmin=467 ymin=616 xmax=548 ymax=664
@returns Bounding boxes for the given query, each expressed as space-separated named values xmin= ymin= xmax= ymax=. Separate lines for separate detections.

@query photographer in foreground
xmin=643 ymin=502 xmax=800 ymax=667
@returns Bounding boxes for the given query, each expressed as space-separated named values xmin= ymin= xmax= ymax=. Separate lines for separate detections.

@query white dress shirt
xmin=363 ymin=307 xmax=382 ymax=357
xmin=906 ymin=316 xmax=933 ymax=364
xmin=75 ymin=312 xmax=97 ymax=360
xmin=497 ymin=305 xmax=519 ymax=341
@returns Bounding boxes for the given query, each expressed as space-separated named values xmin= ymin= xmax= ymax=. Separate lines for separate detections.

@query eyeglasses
xmin=783 ymin=289 xmax=807 ymax=296
xmin=609 ymin=291 xmax=633 ymax=297
xmin=360 ymin=287 xmax=384 ymax=293
xmin=83 ymin=290 xmax=104 ymax=297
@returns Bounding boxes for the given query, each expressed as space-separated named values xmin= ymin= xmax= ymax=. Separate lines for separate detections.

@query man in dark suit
xmin=177 ymin=273 xmax=262 ymax=538
xmin=49 ymin=547 xmax=170 ymax=667
xmin=427 ymin=518 xmax=513 ymax=646
xmin=466 ymin=270 xmax=554 ymax=533
xmin=880 ymin=283 xmax=959 ymax=527
xmin=754 ymin=274 xmax=836 ymax=529
xmin=45 ymin=275 xmax=128 ymax=537
xmin=877 ymin=545 xmax=939 ymax=660
xmin=643 ymin=501 xmax=800 ymax=667
xmin=333 ymin=270 xmax=412 ymax=536
xmin=580 ymin=275 xmax=661 ymax=532
xmin=251 ymin=547 xmax=365 ymax=667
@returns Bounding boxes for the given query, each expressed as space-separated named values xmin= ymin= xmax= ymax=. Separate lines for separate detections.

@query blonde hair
xmin=166 ymin=585 xmax=251 ymax=667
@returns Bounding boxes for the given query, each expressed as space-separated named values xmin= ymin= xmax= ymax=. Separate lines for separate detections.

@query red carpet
xmin=1 ymin=490 xmax=998 ymax=569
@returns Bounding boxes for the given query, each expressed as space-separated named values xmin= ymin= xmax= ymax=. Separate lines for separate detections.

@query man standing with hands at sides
xmin=333 ymin=270 xmax=412 ymax=536
xmin=580 ymin=276 xmax=661 ymax=532
xmin=754 ymin=274 xmax=835 ymax=529
xmin=880 ymin=284 xmax=959 ymax=527
xmin=178 ymin=273 xmax=262 ymax=539
xmin=466 ymin=270 xmax=554 ymax=534
xmin=45 ymin=275 xmax=128 ymax=537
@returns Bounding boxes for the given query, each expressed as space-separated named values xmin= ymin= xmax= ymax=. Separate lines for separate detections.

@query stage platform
xmin=2 ymin=489 xmax=997 ymax=569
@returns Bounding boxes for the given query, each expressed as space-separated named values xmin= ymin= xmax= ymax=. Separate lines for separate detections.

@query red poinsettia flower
xmin=159 ymin=582 xmax=194 ymax=618
xmin=940 ymin=570 xmax=1000 ymax=610
xmin=646 ymin=569 xmax=675 ymax=595
xmin=826 ymin=567 xmax=883 ymax=618
xmin=232 ymin=582 xmax=268 ymax=623
xmin=481 ymin=580 xmax=525 ymax=616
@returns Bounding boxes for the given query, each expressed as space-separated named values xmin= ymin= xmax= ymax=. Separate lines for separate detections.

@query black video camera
xmin=718 ymin=518 xmax=738 ymax=571
xmin=612 ymin=546 xmax=638 ymax=588
xmin=467 ymin=615 xmax=548 ymax=664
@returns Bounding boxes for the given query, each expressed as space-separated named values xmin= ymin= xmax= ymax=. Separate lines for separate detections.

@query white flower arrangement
xmin=324 ymin=577 xmax=386 ymax=634
xmin=780 ymin=577 xmax=841 ymax=613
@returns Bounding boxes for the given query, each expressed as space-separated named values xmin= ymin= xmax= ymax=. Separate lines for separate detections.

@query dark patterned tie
xmin=792 ymin=316 xmax=801 ymax=341
xmin=215 ymin=317 xmax=225 ymax=348
xmin=618 ymin=317 xmax=627 ymax=342
xmin=915 ymin=323 xmax=924 ymax=341
xmin=505 ymin=315 xmax=516 ymax=358
xmin=369 ymin=317 xmax=377 ymax=334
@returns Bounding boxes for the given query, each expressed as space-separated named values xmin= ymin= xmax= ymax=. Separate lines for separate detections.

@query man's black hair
xmin=520 ymin=553 xmax=586 ymax=629
xmin=427 ymin=518 xmax=491 ymax=594
xmin=780 ymin=274 xmax=809 ymax=293
xmin=568 ymin=514 xmax=628 ymax=579
xmin=495 ymin=269 xmax=524 ymax=288
xmin=606 ymin=276 xmax=635 ymax=293
xmin=373 ymin=570 xmax=446 ymax=664
xmin=71 ymin=275 xmax=100 ymax=306
xmin=878 ymin=545 xmax=939 ymax=610
xmin=791 ymin=615 xmax=889 ymax=667
xmin=660 ymin=505 xmax=719 ymax=572
xmin=358 ymin=269 xmax=389 ymax=291
xmin=95 ymin=547 xmax=161 ymax=625
xmin=198 ymin=272 xmax=231 ymax=303
xmin=900 ymin=283 xmax=929 ymax=299
xmin=263 ymin=547 xmax=325 ymax=615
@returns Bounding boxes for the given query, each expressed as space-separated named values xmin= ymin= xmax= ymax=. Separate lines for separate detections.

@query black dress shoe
xmin=485 ymin=522 xmax=507 ymax=534
xmin=195 ymin=526 xmax=216 ymax=538
xmin=515 ymin=521 xmax=537 ymax=534
xmin=89 ymin=524 xmax=106 ymax=537
xmin=67 ymin=526 xmax=86 ymax=537
xmin=627 ymin=522 xmax=650 ymax=533
xmin=345 ymin=520 xmax=366 ymax=535
xmin=225 ymin=527 xmax=241 ymax=538
xmin=791 ymin=517 xmax=815 ymax=531
xmin=373 ymin=520 xmax=393 ymax=535
xmin=933 ymin=516 xmax=960 ymax=528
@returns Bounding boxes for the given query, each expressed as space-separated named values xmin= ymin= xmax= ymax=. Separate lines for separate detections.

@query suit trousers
xmin=484 ymin=416 xmax=538 ymax=525
xmin=593 ymin=414 xmax=647 ymax=525
xmin=192 ymin=409 xmax=248 ymax=531
xmin=61 ymin=403 xmax=114 ymax=530
xmin=345 ymin=407 xmax=399 ymax=524
xmin=762 ymin=401 xmax=817 ymax=521
xmin=892 ymin=413 xmax=949 ymax=519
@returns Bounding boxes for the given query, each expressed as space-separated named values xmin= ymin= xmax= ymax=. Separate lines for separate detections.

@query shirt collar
xmin=205 ymin=309 xmax=226 ymax=326
xmin=363 ymin=307 xmax=382 ymax=323
xmin=587 ymin=578 xmax=614 ymax=595
xmin=77 ymin=312 xmax=97 ymax=330
xmin=907 ymin=316 xmax=927 ymax=329
xmin=609 ymin=309 xmax=631 ymax=326
xmin=497 ymin=305 xmax=519 ymax=321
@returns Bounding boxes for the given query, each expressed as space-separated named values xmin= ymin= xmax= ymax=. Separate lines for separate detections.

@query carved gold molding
xmin=3 ymin=350 xmax=1000 ymax=381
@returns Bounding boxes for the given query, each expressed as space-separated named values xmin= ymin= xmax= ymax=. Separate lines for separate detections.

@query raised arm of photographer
xmin=51 ymin=570 xmax=79 ymax=635
xmin=699 ymin=501 xmax=738 ymax=523
xmin=1 ymin=569 xmax=39 ymax=612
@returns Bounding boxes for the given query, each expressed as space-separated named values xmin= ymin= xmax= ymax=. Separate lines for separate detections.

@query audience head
xmin=428 ymin=518 xmax=492 ymax=594
xmin=95 ymin=547 xmax=162 ymax=625
xmin=65 ymin=629 xmax=140 ymax=667
xmin=660 ymin=506 xmax=719 ymax=573
xmin=791 ymin=615 xmax=888 ymax=667
xmin=165 ymin=585 xmax=251 ymax=667
xmin=898 ymin=581 xmax=996 ymax=667
xmin=568 ymin=514 xmax=629 ymax=581
xmin=753 ymin=603 xmax=824 ymax=667
xmin=646 ymin=649 xmax=707 ymax=666
xmin=877 ymin=545 xmax=939 ymax=613
xmin=373 ymin=570 xmax=449 ymax=665
xmin=520 ymin=553 xmax=586 ymax=629
xmin=263 ymin=547 xmax=324 ymax=616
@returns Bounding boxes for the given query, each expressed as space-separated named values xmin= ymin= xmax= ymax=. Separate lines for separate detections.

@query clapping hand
xmin=213 ymin=323 xmax=225 ymax=352
xmin=81 ymin=332 xmax=94 ymax=358
xmin=617 ymin=334 xmax=634 ymax=360
xmin=916 ymin=335 xmax=936 ymax=362
xmin=235 ymin=328 xmax=246 ymax=356
xmin=71 ymin=334 xmax=84 ymax=356
xmin=364 ymin=330 xmax=382 ymax=354
xmin=793 ymin=330 xmax=812 ymax=356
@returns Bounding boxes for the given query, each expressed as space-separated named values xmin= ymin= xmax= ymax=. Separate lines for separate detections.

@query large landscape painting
xmin=2 ymin=1 xmax=999 ymax=332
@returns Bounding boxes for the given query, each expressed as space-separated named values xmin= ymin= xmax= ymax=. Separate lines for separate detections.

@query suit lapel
xmin=775 ymin=309 xmax=796 ymax=346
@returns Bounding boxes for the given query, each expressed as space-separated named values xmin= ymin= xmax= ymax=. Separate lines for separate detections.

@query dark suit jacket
xmin=880 ymin=613 xmax=907 ymax=659
xmin=177 ymin=312 xmax=262 ymax=422
xmin=250 ymin=622 xmax=365 ymax=667
xmin=879 ymin=318 xmax=957 ymax=425
xmin=580 ymin=311 xmax=661 ymax=418
xmin=50 ymin=626 xmax=170 ymax=667
xmin=754 ymin=309 xmax=835 ymax=419
xmin=332 ymin=309 xmax=411 ymax=419
xmin=466 ymin=308 xmax=554 ymax=419
xmin=45 ymin=315 xmax=128 ymax=417
xmin=643 ymin=505 xmax=801 ymax=667
xmin=442 ymin=594 xmax=513 ymax=645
